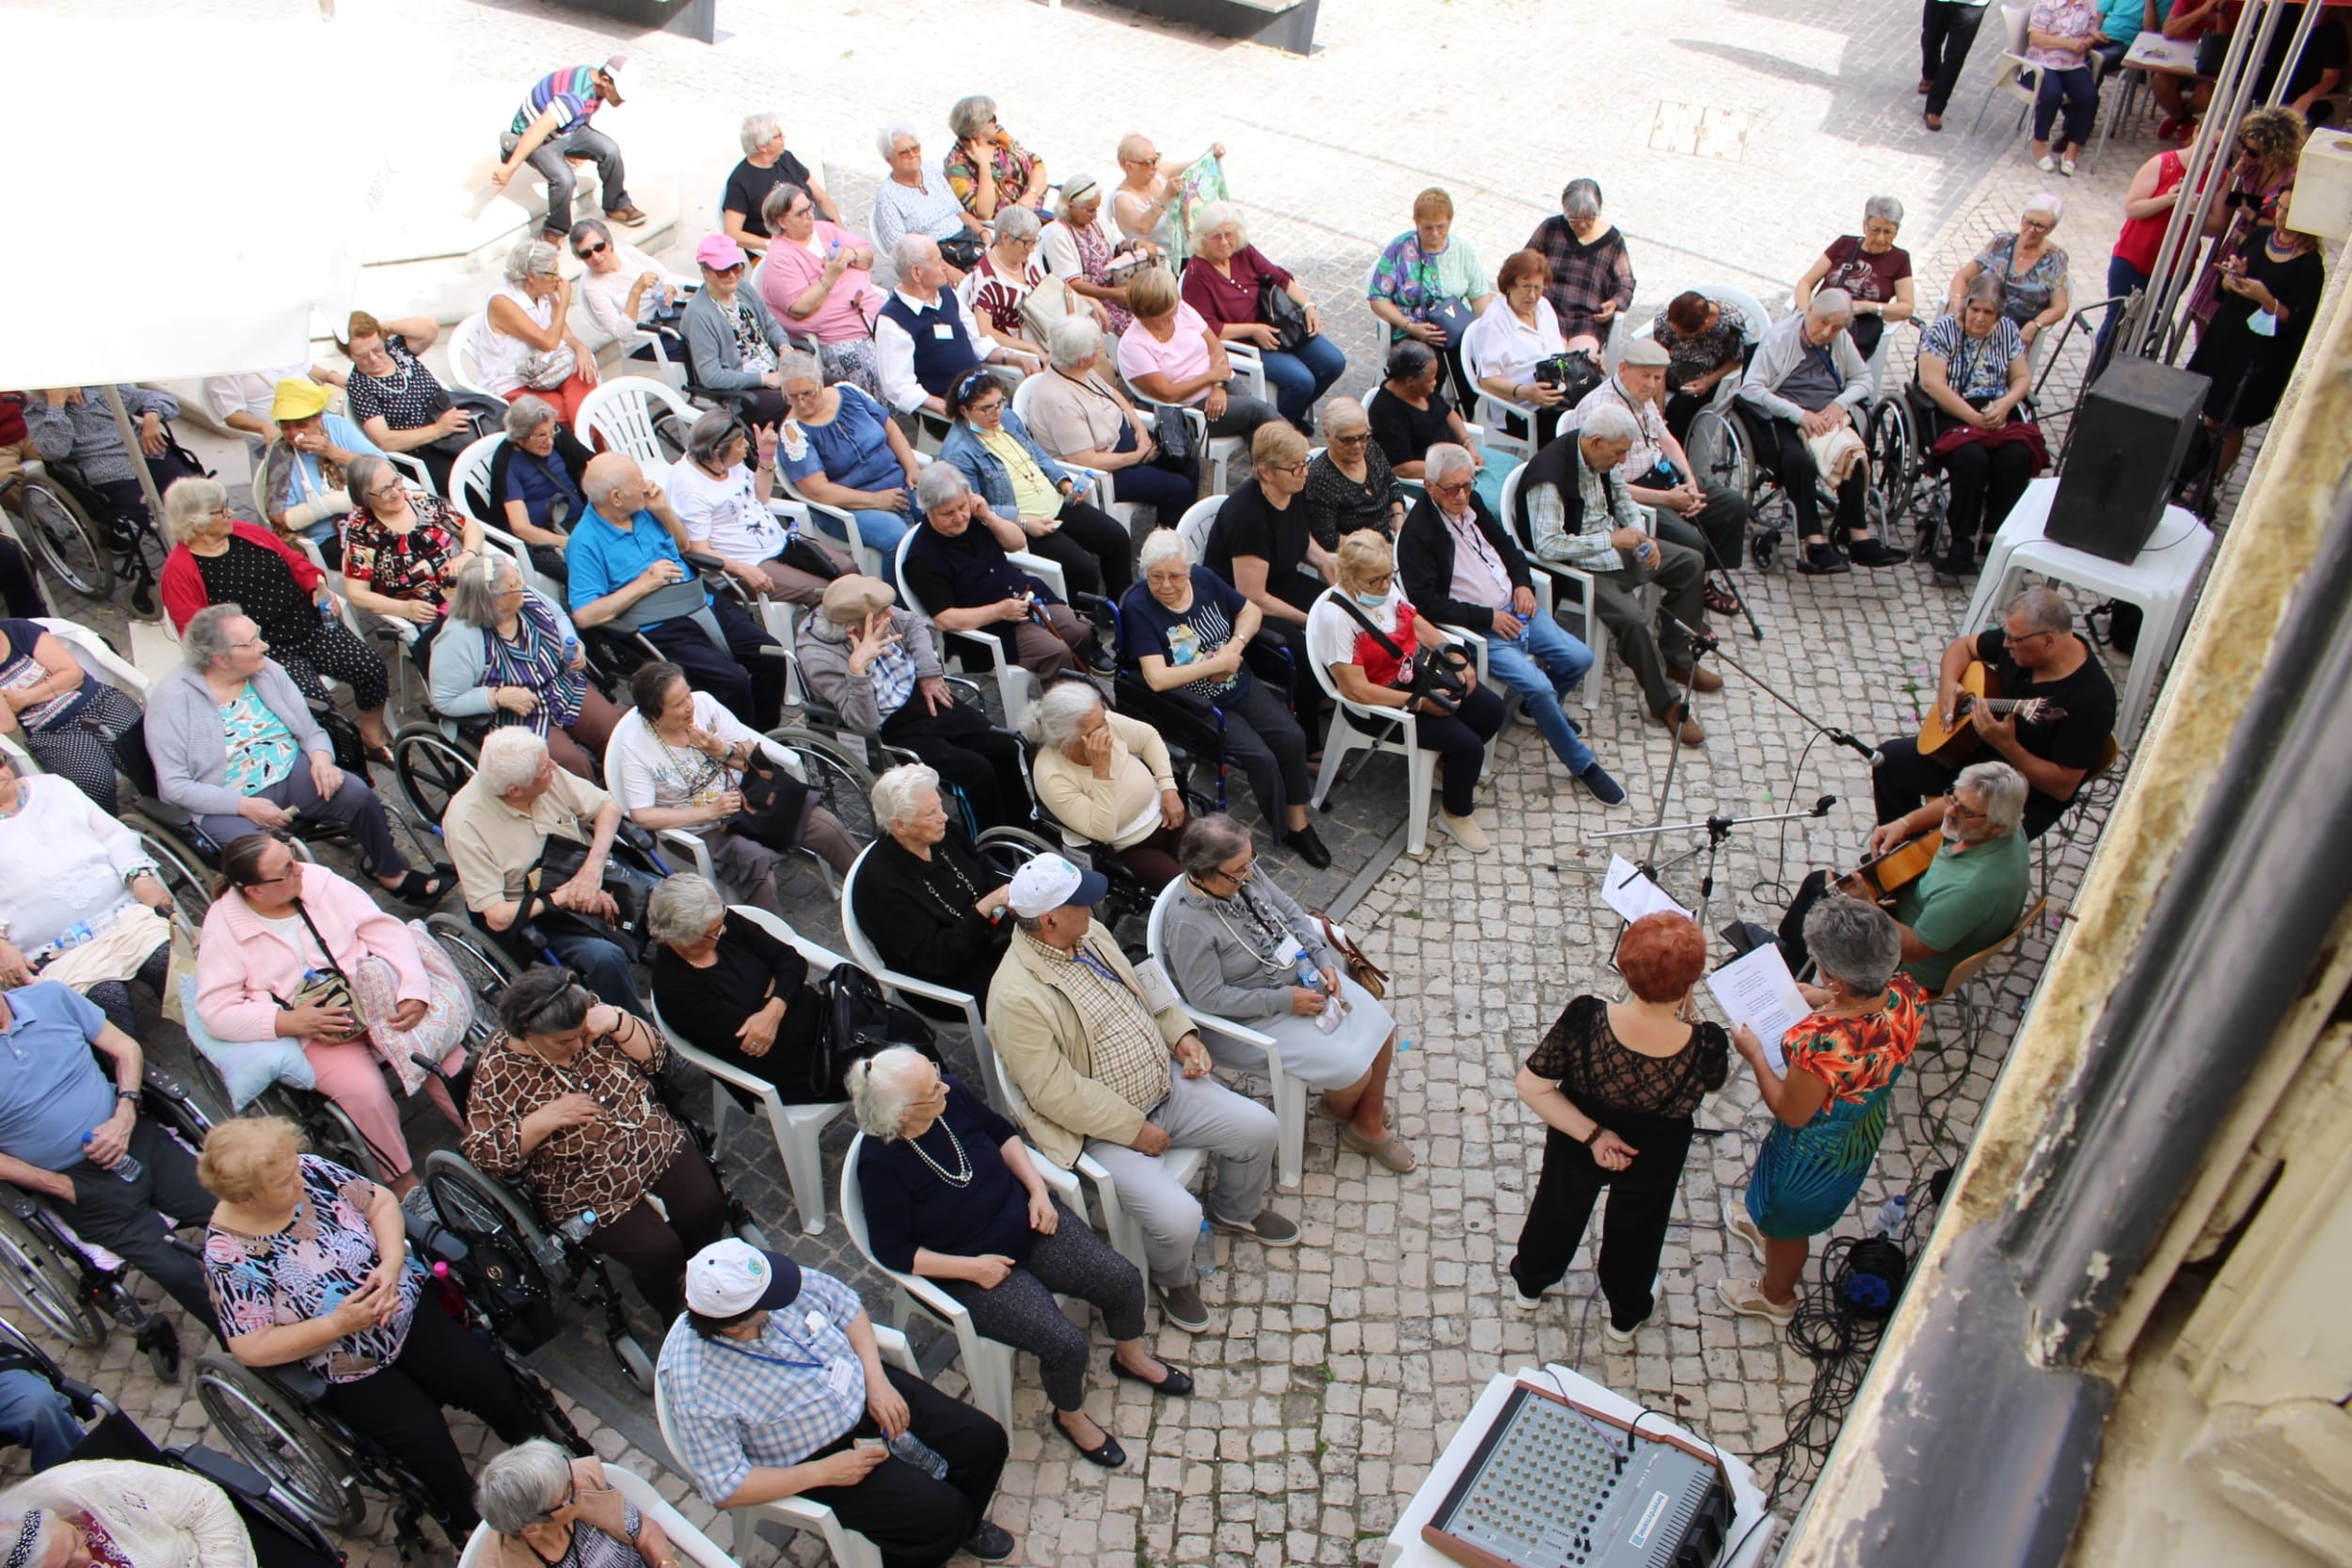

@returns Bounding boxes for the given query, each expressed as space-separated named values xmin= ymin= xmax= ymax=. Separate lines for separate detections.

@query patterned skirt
xmin=819 ymin=339 xmax=884 ymax=404
xmin=1744 ymin=1071 xmax=1901 ymax=1241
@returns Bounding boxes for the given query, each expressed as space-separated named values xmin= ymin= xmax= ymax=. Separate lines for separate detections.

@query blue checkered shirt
xmin=655 ymin=1267 xmax=870 ymax=1504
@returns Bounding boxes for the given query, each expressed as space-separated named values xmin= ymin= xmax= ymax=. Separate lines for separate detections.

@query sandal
xmin=1339 ymin=1123 xmax=1418 ymax=1173
xmin=1704 ymin=579 xmax=1741 ymax=616
xmin=362 ymin=744 xmax=395 ymax=768
xmin=386 ymin=867 xmax=455 ymax=906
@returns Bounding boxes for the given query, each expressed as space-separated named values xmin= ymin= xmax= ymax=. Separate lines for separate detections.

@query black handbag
xmin=1258 ymin=278 xmax=1313 ymax=351
xmin=724 ymin=757 xmax=818 ymax=853
xmin=1428 ymin=296 xmax=1476 ymax=349
xmin=1331 ymin=593 xmax=1468 ymax=715
xmin=1152 ymin=404 xmax=1196 ymax=467
xmin=531 ymin=838 xmax=657 ymax=958
xmin=805 ymin=965 xmax=943 ymax=1101
xmin=939 ymin=234 xmax=986 ymax=272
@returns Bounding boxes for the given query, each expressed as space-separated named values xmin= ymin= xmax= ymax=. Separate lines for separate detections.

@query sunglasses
xmin=576 ymin=241 xmax=609 ymax=258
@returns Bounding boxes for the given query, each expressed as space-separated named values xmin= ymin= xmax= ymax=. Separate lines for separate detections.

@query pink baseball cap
xmin=695 ymin=234 xmax=749 ymax=271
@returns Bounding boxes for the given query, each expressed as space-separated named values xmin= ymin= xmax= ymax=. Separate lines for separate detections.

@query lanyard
xmin=1073 ymin=944 xmax=1130 ymax=990
xmin=710 ymin=1334 xmax=824 ymax=1372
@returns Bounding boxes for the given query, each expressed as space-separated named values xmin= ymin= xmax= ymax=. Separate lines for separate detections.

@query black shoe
xmin=1053 ymin=1412 xmax=1126 ymax=1468
xmin=1577 ymin=763 xmax=1627 ymax=806
xmin=1110 ymin=1353 xmax=1195 ymax=1396
xmin=1851 ymin=536 xmax=1910 ymax=567
xmin=962 ymin=1521 xmax=1016 ymax=1562
xmin=1797 ymin=544 xmax=1851 ymax=576
xmin=1934 ymin=549 xmax=1979 ymax=578
xmin=1282 ymin=825 xmax=1332 ymax=869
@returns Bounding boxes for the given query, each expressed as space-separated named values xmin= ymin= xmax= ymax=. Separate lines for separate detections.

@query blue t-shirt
xmin=564 ymin=505 xmax=713 ymax=626
xmin=0 ymin=983 xmax=122 ymax=1173
xmin=778 ymin=386 xmax=908 ymax=498
xmin=1118 ymin=567 xmax=1250 ymax=702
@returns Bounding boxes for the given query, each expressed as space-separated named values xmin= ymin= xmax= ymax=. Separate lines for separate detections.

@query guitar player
xmin=1871 ymin=587 xmax=2117 ymax=839
xmin=1776 ymin=760 xmax=2033 ymax=998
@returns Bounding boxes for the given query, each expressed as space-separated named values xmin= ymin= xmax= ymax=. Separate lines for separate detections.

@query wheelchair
xmin=0 ymin=425 xmax=199 ymax=613
xmin=0 ymin=1055 xmax=216 ymax=1384
xmin=1682 ymin=396 xmax=1902 ymax=572
xmin=192 ymin=1219 xmax=590 ymax=1544
xmin=1863 ymin=377 xmax=2042 ymax=565
xmin=1 ymin=1322 xmax=345 ymax=1568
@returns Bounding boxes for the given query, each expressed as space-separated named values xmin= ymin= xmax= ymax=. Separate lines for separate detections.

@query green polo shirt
xmin=1892 ymin=831 xmax=2029 ymax=994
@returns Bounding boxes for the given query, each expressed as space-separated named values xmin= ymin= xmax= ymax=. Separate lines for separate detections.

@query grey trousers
xmin=1083 ymin=1061 xmax=1278 ymax=1288
xmin=498 ymin=125 xmax=631 ymax=236
xmin=1591 ymin=538 xmax=1709 ymax=720
xmin=199 ymin=768 xmax=408 ymax=879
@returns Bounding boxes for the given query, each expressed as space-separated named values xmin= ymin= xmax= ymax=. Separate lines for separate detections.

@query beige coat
xmin=1029 ymin=711 xmax=1176 ymax=849
xmin=985 ymin=921 xmax=1192 ymax=1169
xmin=5 ymin=1461 xmax=256 ymax=1568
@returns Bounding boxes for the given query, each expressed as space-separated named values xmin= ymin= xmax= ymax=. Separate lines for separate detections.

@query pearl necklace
xmin=906 ymin=1117 xmax=974 ymax=1188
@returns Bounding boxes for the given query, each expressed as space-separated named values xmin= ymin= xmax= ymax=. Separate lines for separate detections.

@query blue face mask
xmin=1353 ymin=590 xmax=1388 ymax=609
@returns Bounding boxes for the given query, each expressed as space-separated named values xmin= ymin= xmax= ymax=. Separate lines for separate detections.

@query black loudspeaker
xmin=2046 ymin=359 xmax=2208 ymax=562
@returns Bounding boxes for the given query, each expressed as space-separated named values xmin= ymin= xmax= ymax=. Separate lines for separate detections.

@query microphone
xmin=1811 ymin=795 xmax=1836 ymax=816
xmin=1828 ymin=730 xmax=1884 ymax=768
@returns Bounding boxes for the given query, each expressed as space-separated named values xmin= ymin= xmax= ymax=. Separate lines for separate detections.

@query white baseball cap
xmin=1007 ymin=853 xmax=1112 ymax=920
xmin=684 ymin=1239 xmax=802 ymax=1317
xmin=598 ymin=55 xmax=637 ymax=105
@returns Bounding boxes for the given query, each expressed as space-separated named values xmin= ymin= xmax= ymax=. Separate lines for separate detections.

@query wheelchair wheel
xmin=1685 ymin=407 xmax=1752 ymax=502
xmin=12 ymin=478 xmax=112 ymax=599
xmin=121 ymin=813 xmax=215 ymax=925
xmin=424 ymin=1151 xmax=560 ymax=1284
xmin=975 ymin=825 xmax=1057 ymax=882
xmin=1868 ymin=400 xmax=1916 ymax=533
xmin=426 ymin=913 xmax=521 ymax=1004
xmin=193 ymin=1353 xmax=366 ymax=1531
xmin=391 ymin=725 xmax=476 ymax=826
xmin=767 ymin=727 xmax=880 ymax=843
xmin=0 ymin=1205 xmax=108 ymax=1348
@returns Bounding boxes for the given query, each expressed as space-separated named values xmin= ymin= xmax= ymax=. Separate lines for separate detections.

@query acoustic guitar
xmin=1841 ymin=831 xmax=1943 ymax=902
xmin=1915 ymin=660 xmax=2066 ymax=762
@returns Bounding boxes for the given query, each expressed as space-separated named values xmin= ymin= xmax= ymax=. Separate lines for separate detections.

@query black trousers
xmin=1741 ymin=407 xmax=1867 ymax=541
xmin=1409 ymin=682 xmax=1506 ymax=817
xmin=24 ymin=683 xmax=139 ymax=814
xmin=1165 ymin=674 xmax=1310 ymax=829
xmin=1508 ymin=1112 xmax=1694 ymax=1332
xmin=1937 ymin=438 xmax=2036 ymax=550
xmin=63 ymin=1119 xmax=218 ymax=1336
xmin=318 ymin=1295 xmax=537 ymax=1530
xmin=879 ymin=698 xmax=1027 ymax=831
xmin=1871 ymin=734 xmax=2072 ymax=839
xmin=940 ymin=1199 xmax=1145 ymax=1412
xmin=271 ymin=618 xmax=390 ymax=714
xmin=587 ymin=1143 xmax=728 ymax=1322
xmin=87 ymin=944 xmax=174 ymax=1042
xmin=1023 ymin=499 xmax=1134 ymax=598
xmin=0 ymin=535 xmax=47 ymax=617
xmin=1106 ymin=421 xmax=1200 ymax=521
xmin=800 ymin=1362 xmax=1009 ymax=1568
xmin=1920 ymin=0 xmax=1988 ymax=116
xmin=643 ymin=599 xmax=786 ymax=731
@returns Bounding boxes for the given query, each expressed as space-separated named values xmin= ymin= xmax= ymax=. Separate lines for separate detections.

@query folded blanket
xmin=1805 ymin=423 xmax=1869 ymax=486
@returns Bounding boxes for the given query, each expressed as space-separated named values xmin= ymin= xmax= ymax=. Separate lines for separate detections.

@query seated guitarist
xmin=1779 ymin=761 xmax=2031 ymax=997
xmin=1872 ymin=587 xmax=2117 ymax=839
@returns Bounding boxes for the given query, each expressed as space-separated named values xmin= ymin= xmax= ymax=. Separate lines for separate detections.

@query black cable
xmin=1751 ymin=727 xmax=1830 ymax=909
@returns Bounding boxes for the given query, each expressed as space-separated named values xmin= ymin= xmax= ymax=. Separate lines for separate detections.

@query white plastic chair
xmin=977 ymin=1029 xmax=1206 ymax=1283
xmin=1498 ymin=460 xmax=1608 ymax=690
xmin=579 ymin=376 xmax=701 ymax=469
xmin=446 ymin=310 xmax=498 ymax=398
xmin=36 ymin=618 xmax=151 ymax=702
xmin=891 ymin=529 xmax=1069 ymax=733
xmin=456 ymin=1461 xmax=737 ymax=1568
xmin=838 ymin=1132 xmax=1084 ymax=1430
xmin=647 ymin=904 xmax=853 ymax=1235
xmin=839 ymin=845 xmax=1009 ymax=1111
xmin=1173 ymin=496 xmax=1222 ymax=563
xmin=1303 ymin=587 xmax=1445 ymax=860
xmin=1123 ymin=347 xmax=1266 ymax=496
xmin=443 ymin=435 xmax=564 ymax=605
xmin=775 ymin=470 xmax=894 ymax=582
xmin=1144 ymin=879 xmax=1308 ymax=1192
xmin=1967 ymin=3 xmax=2041 ymax=137
xmin=654 ymin=1324 xmax=917 ymax=1568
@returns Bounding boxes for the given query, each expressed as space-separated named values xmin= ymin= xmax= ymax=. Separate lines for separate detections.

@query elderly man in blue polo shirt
xmin=567 ymin=451 xmax=785 ymax=729
xmin=657 ymin=1239 xmax=1013 ymax=1566
xmin=0 ymin=982 xmax=217 ymax=1336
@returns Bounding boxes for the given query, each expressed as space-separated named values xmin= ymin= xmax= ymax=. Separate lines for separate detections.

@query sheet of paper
xmin=1601 ymin=855 xmax=1693 ymax=924
xmin=2124 ymin=33 xmax=2199 ymax=71
xmin=1705 ymin=943 xmax=1809 ymax=1074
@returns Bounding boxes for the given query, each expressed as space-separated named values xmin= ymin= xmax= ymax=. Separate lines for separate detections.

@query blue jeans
xmin=2032 ymin=65 xmax=2097 ymax=150
xmin=0 ymin=1369 xmax=83 ymax=1470
xmin=1481 ymin=611 xmax=1597 ymax=775
xmin=1258 ymin=335 xmax=1349 ymax=426
xmin=2094 ymin=253 xmax=2150 ymax=365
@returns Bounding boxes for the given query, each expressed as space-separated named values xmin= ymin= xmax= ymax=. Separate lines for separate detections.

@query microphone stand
xmin=1597 ymin=797 xmax=1837 ymax=932
xmin=1658 ymin=607 xmax=1885 ymax=778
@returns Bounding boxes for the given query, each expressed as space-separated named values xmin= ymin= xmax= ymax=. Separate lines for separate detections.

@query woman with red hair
xmin=1505 ymin=911 xmax=1727 ymax=1342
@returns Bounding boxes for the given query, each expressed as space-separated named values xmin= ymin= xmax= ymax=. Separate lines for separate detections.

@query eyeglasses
xmin=2001 ymin=626 xmax=2051 ymax=645
xmin=575 ymin=241 xmax=608 ymax=258
xmin=966 ymin=399 xmax=1005 ymax=416
xmin=1428 ymin=478 xmax=1474 ymax=497
xmin=1275 ymin=459 xmax=1310 ymax=475
xmin=1208 ymin=858 xmax=1254 ymax=884
xmin=1359 ymin=571 xmax=1394 ymax=589
xmin=1944 ymin=793 xmax=1989 ymax=821
xmin=240 ymin=863 xmax=301 ymax=888
xmin=1329 ymin=432 xmax=1370 ymax=446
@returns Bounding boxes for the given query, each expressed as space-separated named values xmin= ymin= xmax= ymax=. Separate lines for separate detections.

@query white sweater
xmin=6 ymin=1461 xmax=257 ymax=1568
xmin=0 ymin=778 xmax=152 ymax=951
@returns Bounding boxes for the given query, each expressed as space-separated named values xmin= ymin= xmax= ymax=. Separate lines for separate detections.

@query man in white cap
xmin=1575 ymin=335 xmax=1751 ymax=615
xmin=655 ymin=1240 xmax=1014 ymax=1565
xmin=490 ymin=56 xmax=647 ymax=243
xmin=985 ymin=853 xmax=1296 ymax=1334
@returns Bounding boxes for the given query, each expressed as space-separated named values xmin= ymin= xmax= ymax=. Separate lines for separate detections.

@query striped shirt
xmin=655 ymin=1268 xmax=871 ymax=1504
xmin=511 ymin=66 xmax=603 ymax=137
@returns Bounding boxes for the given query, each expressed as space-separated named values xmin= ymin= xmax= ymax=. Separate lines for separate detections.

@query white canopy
xmin=0 ymin=5 xmax=390 ymax=388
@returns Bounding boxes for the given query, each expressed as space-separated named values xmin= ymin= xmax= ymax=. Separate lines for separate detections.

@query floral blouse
xmin=460 ymin=1015 xmax=683 ymax=1229
xmin=1974 ymin=233 xmax=2071 ymax=328
xmin=342 ymin=492 xmax=468 ymax=603
xmin=1785 ymin=974 xmax=1926 ymax=1107
xmin=943 ymin=131 xmax=1040 ymax=214
xmin=203 ymin=1154 xmax=424 ymax=1383
xmin=1651 ymin=303 xmax=1747 ymax=395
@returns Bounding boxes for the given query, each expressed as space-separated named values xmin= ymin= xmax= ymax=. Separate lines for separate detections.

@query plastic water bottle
xmin=1873 ymin=1195 xmax=1908 ymax=1239
xmin=83 ymin=1132 xmax=142 ymax=1183
xmin=54 ymin=921 xmax=95 ymax=951
xmin=1193 ymin=1220 xmax=1217 ymax=1277
xmin=1295 ymin=954 xmax=1343 ymax=1035
xmin=887 ymin=1430 xmax=950 ymax=1480
xmin=556 ymin=1209 xmax=599 ymax=1246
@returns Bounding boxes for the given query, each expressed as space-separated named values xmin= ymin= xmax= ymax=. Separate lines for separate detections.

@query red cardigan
xmin=161 ymin=521 xmax=324 ymax=634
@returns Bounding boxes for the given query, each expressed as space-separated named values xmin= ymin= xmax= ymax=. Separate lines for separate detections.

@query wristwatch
xmin=115 ymin=1089 xmax=139 ymax=1103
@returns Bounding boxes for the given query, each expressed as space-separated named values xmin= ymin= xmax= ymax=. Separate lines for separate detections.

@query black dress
xmin=1507 ymin=995 xmax=1729 ymax=1331
xmin=2186 ymin=228 xmax=2326 ymax=429
xmin=650 ymin=910 xmax=832 ymax=1102
xmin=849 ymin=826 xmax=1013 ymax=1008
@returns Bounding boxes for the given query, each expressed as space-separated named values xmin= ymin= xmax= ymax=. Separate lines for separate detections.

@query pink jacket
xmin=195 ymin=863 xmax=428 ymax=1043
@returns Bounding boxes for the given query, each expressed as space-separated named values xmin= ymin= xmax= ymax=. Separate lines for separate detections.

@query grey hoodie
xmin=792 ymin=605 xmax=946 ymax=734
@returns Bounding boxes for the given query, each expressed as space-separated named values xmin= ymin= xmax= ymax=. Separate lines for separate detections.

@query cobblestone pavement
xmin=3 ymin=0 xmax=2217 ymax=1562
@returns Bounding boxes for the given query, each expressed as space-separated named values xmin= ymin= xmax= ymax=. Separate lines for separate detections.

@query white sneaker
xmin=1508 ymin=1285 xmax=1548 ymax=1312
xmin=1437 ymin=811 xmax=1491 ymax=852
xmin=2034 ymin=153 xmax=2058 ymax=173
xmin=2060 ymin=156 xmax=2078 ymax=177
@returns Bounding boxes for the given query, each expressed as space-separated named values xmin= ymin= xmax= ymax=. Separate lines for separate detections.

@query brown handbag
xmin=1311 ymin=911 xmax=1387 ymax=1001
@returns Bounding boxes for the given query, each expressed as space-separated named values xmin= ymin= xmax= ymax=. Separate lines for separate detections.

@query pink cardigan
xmin=195 ymin=863 xmax=428 ymax=1043
xmin=755 ymin=220 xmax=884 ymax=344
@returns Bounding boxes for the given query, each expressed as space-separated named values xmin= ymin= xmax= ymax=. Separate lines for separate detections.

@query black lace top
xmin=1526 ymin=995 xmax=1728 ymax=1121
